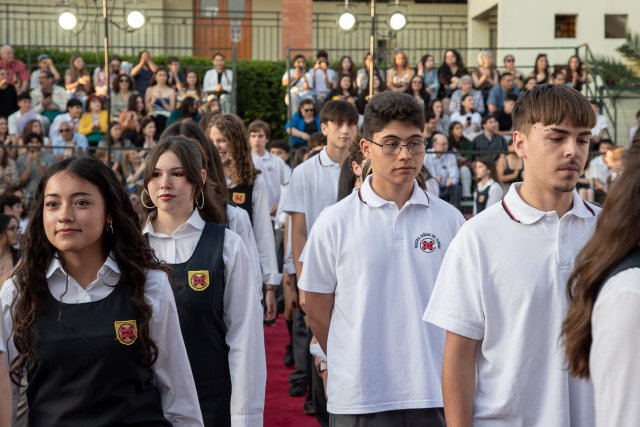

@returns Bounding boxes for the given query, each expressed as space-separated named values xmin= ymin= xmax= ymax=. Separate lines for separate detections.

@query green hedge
xmin=14 ymin=48 xmax=289 ymax=139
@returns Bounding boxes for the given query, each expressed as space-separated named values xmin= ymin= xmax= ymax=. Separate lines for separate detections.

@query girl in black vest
xmin=206 ymin=114 xmax=280 ymax=322
xmin=473 ymin=155 xmax=503 ymax=214
xmin=141 ymin=136 xmax=266 ymax=427
xmin=1 ymin=157 xmax=202 ymax=427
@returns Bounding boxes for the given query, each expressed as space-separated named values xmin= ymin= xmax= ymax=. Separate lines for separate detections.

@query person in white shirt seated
xmin=202 ymin=53 xmax=233 ymax=114
xmin=589 ymin=100 xmax=608 ymax=150
xmin=473 ymin=155 xmax=503 ymax=214
xmin=141 ymin=136 xmax=266 ymax=427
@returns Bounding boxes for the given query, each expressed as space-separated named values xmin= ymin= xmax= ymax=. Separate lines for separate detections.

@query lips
xmin=158 ymin=194 xmax=175 ymax=201
xmin=57 ymin=228 xmax=79 ymax=236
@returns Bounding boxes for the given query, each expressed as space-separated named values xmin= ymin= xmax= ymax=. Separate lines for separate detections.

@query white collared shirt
xmin=281 ymin=147 xmax=342 ymax=236
xmin=252 ymin=151 xmax=291 ymax=212
xmin=472 ymin=178 xmax=503 ymax=214
xmin=299 ymin=175 xmax=465 ymax=414
xmin=0 ymin=255 xmax=204 ymax=426
xmin=227 ymin=204 xmax=263 ymax=294
xmin=425 ymin=183 xmax=599 ymax=427
xmin=143 ymin=210 xmax=266 ymax=427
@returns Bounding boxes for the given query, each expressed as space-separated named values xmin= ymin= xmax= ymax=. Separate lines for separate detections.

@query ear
xmin=320 ymin=122 xmax=328 ymax=136
xmin=200 ymin=169 xmax=207 ymax=185
xmin=512 ymin=130 xmax=527 ymax=159
xmin=359 ymin=137 xmax=372 ymax=160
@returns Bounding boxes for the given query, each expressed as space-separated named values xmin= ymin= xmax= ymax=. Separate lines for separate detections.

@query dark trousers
xmin=330 ymin=408 xmax=445 ymax=427
xmin=313 ymin=365 xmax=329 ymax=426
xmin=288 ymin=308 xmax=310 ymax=388
xmin=440 ymin=183 xmax=461 ymax=209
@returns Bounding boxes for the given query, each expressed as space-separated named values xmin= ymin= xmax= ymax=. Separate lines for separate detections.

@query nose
xmin=58 ymin=202 xmax=73 ymax=223
xmin=158 ymin=172 xmax=172 ymax=189
xmin=397 ymin=144 xmax=413 ymax=160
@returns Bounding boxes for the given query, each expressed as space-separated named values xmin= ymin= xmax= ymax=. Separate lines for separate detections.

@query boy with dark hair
xmin=280 ymin=100 xmax=358 ymax=415
xmin=0 ymin=194 xmax=23 ymax=219
xmin=267 ymin=139 xmax=291 ymax=164
xmin=301 ymin=92 xmax=464 ymax=426
xmin=425 ymin=84 xmax=598 ymax=427
xmin=495 ymin=92 xmax=518 ymax=134
xmin=472 ymin=113 xmax=508 ymax=159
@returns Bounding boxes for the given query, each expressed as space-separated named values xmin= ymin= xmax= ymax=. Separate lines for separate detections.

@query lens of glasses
xmin=382 ymin=141 xmax=426 ymax=155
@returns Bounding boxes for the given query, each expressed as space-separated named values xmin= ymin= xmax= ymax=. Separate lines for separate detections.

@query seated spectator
xmin=137 ymin=117 xmax=157 ymax=149
xmin=416 ymin=54 xmax=440 ymax=100
xmin=166 ymin=56 xmax=185 ymax=91
xmin=386 ymin=50 xmax=414 ymax=93
xmin=586 ymin=139 xmax=613 ymax=204
xmin=145 ymin=67 xmax=175 ymax=137
xmin=309 ymin=52 xmax=337 ymax=104
xmin=130 ymin=49 xmax=158 ymax=97
xmin=64 ymin=55 xmax=91 ymax=105
xmin=473 ymin=155 xmax=503 ymax=215
xmin=629 ymin=109 xmax=640 ymax=145
xmin=284 ymin=98 xmax=320 ymax=148
xmin=590 ymin=99 xmax=608 ymax=150
xmin=449 ymin=94 xmax=482 ymax=140
xmin=494 ymin=93 xmax=518 ymax=135
xmin=119 ymin=94 xmax=147 ymax=142
xmin=325 ymin=73 xmax=358 ymax=106
xmin=472 ymin=50 xmax=499 ymax=100
xmin=78 ymin=94 xmax=109 ymax=148
xmin=166 ymin=97 xmax=200 ymax=127
xmin=8 ymin=93 xmax=45 ymax=136
xmin=29 ymin=54 xmax=61 ymax=90
xmin=566 ymin=55 xmax=588 ymax=92
xmin=49 ymin=98 xmax=83 ymax=141
xmin=356 ymin=74 xmax=385 ymax=115
xmin=471 ymin=114 xmax=508 ymax=160
xmin=448 ymin=121 xmax=472 ymax=159
xmin=404 ymin=75 xmax=431 ymax=111
xmin=527 ymin=53 xmax=551 ymax=84
xmin=552 ymin=71 xmax=567 ymax=85
xmin=523 ymin=76 xmax=537 ymax=92
xmin=201 ymin=95 xmax=222 ymax=115
xmin=110 ymin=74 xmax=136 ymax=116
xmin=495 ymin=139 xmax=524 ymax=191
xmin=19 ymin=119 xmax=50 ymax=148
xmin=337 ymin=55 xmax=357 ymax=91
xmin=423 ymin=111 xmax=438 ymax=149
xmin=203 ymin=52 xmax=233 ymax=113
xmin=0 ymin=143 xmax=19 ymax=194
xmin=0 ymin=194 xmax=23 ymax=221
xmin=430 ymin=99 xmax=450 ymax=136
xmin=17 ymin=132 xmax=54 ymax=203
xmin=424 ymin=133 xmax=461 ymax=207
xmin=177 ymin=69 xmax=204 ymax=108
xmin=449 ymin=75 xmax=485 ymax=116
xmin=93 ymin=56 xmax=124 ymax=95
xmin=605 ymin=146 xmax=625 ymax=188
xmin=31 ymin=70 xmax=68 ymax=123
xmin=51 ymin=120 xmax=88 ymax=160
xmin=121 ymin=149 xmax=145 ymax=193
xmin=0 ymin=68 xmax=18 ymax=120
xmin=0 ymin=117 xmax=17 ymax=150
xmin=98 ymin=122 xmax=133 ymax=164
xmin=502 ymin=54 xmax=523 ymax=89
xmin=487 ymin=72 xmax=520 ymax=113
xmin=0 ymin=44 xmax=28 ymax=94
xmin=356 ymin=52 xmax=384 ymax=93
xmin=437 ymin=49 xmax=468 ymax=102
xmin=281 ymin=54 xmax=314 ymax=114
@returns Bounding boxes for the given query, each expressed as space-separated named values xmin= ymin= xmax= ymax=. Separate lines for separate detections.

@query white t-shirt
xmin=591 ymin=266 xmax=640 ymax=427
xmin=252 ymin=151 xmax=291 ymax=212
xmin=299 ymin=176 xmax=465 ymax=414
xmin=281 ymin=147 xmax=342 ymax=236
xmin=591 ymin=113 xmax=608 ymax=137
xmin=424 ymin=183 xmax=599 ymax=427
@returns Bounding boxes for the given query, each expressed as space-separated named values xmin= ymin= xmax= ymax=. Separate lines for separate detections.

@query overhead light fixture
xmin=126 ymin=10 xmax=146 ymax=29
xmin=338 ymin=0 xmax=357 ymax=31
xmin=58 ymin=10 xmax=78 ymax=31
xmin=388 ymin=1 xmax=407 ymax=31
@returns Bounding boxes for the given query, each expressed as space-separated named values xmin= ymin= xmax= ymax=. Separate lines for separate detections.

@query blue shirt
xmin=487 ymin=85 xmax=520 ymax=110
xmin=284 ymin=113 xmax=321 ymax=148
xmin=52 ymin=134 xmax=89 ymax=156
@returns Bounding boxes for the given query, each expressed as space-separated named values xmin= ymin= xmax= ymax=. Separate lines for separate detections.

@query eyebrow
xmin=380 ymin=134 xmax=424 ymax=140
xmin=545 ymin=127 xmax=592 ymax=137
xmin=153 ymin=167 xmax=184 ymax=171
xmin=45 ymin=192 xmax=94 ymax=198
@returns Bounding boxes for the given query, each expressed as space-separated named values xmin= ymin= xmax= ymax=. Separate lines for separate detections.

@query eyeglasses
xmin=303 ymin=108 xmax=315 ymax=113
xmin=59 ymin=128 xmax=72 ymax=132
xmin=366 ymin=139 xmax=426 ymax=156
xmin=119 ymin=79 xmax=129 ymax=83
xmin=505 ymin=58 xmax=514 ymax=63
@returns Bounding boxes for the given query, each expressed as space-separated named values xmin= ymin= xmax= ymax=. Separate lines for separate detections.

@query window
xmin=555 ymin=15 xmax=576 ymax=39
xmin=605 ymin=14 xmax=627 ymax=39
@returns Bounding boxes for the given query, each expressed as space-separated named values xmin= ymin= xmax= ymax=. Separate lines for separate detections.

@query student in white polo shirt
xmin=280 ymin=100 xmax=358 ymax=411
xmin=424 ymin=84 xmax=598 ymax=427
xmin=248 ymin=120 xmax=291 ymax=216
xmin=300 ymin=91 xmax=465 ymax=426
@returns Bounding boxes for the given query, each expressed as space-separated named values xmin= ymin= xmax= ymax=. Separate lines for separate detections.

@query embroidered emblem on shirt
xmin=188 ymin=270 xmax=210 ymax=291
xmin=414 ymin=232 xmax=441 ymax=254
xmin=232 ymin=192 xmax=246 ymax=204
xmin=477 ymin=194 xmax=486 ymax=204
xmin=114 ymin=320 xmax=138 ymax=345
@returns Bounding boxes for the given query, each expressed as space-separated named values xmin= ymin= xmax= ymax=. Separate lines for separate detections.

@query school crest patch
xmin=114 ymin=320 xmax=138 ymax=345
xmin=477 ymin=194 xmax=486 ymax=204
xmin=414 ymin=232 xmax=441 ymax=254
xmin=232 ymin=192 xmax=246 ymax=204
xmin=188 ymin=270 xmax=210 ymax=291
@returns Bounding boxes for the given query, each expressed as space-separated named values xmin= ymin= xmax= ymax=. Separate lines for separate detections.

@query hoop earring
xmin=106 ymin=222 xmax=114 ymax=234
xmin=196 ymin=189 xmax=205 ymax=210
xmin=141 ymin=189 xmax=156 ymax=209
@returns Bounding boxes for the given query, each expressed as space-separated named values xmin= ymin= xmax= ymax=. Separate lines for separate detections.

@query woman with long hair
xmin=119 ymin=94 xmax=147 ymax=143
xmin=472 ymin=50 xmax=499 ymax=99
xmin=141 ymin=136 xmax=265 ymax=427
xmin=138 ymin=117 xmax=157 ymax=150
xmin=472 ymin=155 xmax=503 ymax=214
xmin=562 ymin=145 xmax=640 ymax=427
xmin=64 ymin=55 xmax=91 ymax=104
xmin=417 ymin=53 xmax=440 ymax=100
xmin=566 ymin=55 xmax=588 ymax=92
xmin=145 ymin=67 xmax=176 ymax=137
xmin=0 ymin=144 xmax=19 ymax=194
xmin=0 ymin=157 xmax=202 ymax=426
xmin=356 ymin=73 xmax=385 ymax=115
xmin=18 ymin=119 xmax=50 ymax=148
xmin=100 ymin=122 xmax=133 ymax=164
xmin=404 ymin=74 xmax=431 ymax=111
xmin=437 ymin=48 xmax=468 ymax=102
xmin=0 ymin=214 xmax=20 ymax=285
xmin=528 ymin=53 xmax=551 ymax=85
xmin=121 ymin=149 xmax=146 ymax=193
xmin=325 ymin=73 xmax=358 ymax=106
xmin=356 ymin=52 xmax=384 ymax=93
xmin=177 ymin=69 xmax=204 ymax=108
xmin=207 ymin=114 xmax=280 ymax=321
xmin=448 ymin=121 xmax=472 ymax=158
xmin=337 ymin=55 xmax=357 ymax=91
xmin=78 ymin=94 xmax=109 ymax=148
xmin=386 ymin=50 xmax=414 ymax=93
xmin=449 ymin=93 xmax=482 ymax=139
xmin=110 ymin=74 xmax=136 ymax=116
xmin=0 ymin=117 xmax=18 ymax=153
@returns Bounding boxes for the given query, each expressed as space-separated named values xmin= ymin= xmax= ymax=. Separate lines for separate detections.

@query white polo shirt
xmin=281 ymin=147 xmax=341 ymax=236
xmin=424 ymin=183 xmax=599 ymax=427
xmin=252 ymin=151 xmax=291 ymax=211
xmin=299 ymin=175 xmax=465 ymax=415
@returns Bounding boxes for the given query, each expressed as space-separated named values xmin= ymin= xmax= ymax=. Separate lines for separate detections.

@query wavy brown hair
xmin=562 ymin=144 xmax=640 ymax=378
xmin=208 ymin=114 xmax=260 ymax=186
xmin=10 ymin=157 xmax=167 ymax=383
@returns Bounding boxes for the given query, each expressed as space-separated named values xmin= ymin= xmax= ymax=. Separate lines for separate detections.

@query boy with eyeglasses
xmin=299 ymin=92 xmax=465 ymax=426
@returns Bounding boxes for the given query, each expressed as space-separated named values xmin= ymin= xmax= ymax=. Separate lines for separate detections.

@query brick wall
xmin=281 ymin=0 xmax=313 ymax=59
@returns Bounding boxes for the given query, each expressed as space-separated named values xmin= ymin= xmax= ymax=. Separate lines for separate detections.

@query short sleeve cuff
xmin=298 ymin=279 xmax=336 ymax=294
xmin=423 ymin=309 xmax=484 ymax=341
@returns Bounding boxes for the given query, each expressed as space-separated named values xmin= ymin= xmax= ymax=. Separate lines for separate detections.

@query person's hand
xmin=264 ymin=288 xmax=277 ymax=321
xmin=445 ymin=177 xmax=453 ymax=187
xmin=214 ymin=83 xmax=222 ymax=93
xmin=42 ymin=96 xmax=52 ymax=109
xmin=301 ymin=132 xmax=310 ymax=142
xmin=79 ymin=75 xmax=90 ymax=85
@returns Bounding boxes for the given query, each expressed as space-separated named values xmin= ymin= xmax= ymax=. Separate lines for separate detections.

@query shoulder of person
xmin=0 ymin=278 xmax=18 ymax=309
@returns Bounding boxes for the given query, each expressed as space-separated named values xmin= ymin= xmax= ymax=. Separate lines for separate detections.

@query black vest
xmin=475 ymin=185 xmax=492 ymax=213
xmin=229 ymin=183 xmax=254 ymax=225
xmin=27 ymin=280 xmax=171 ymax=427
xmin=168 ymin=222 xmax=231 ymax=427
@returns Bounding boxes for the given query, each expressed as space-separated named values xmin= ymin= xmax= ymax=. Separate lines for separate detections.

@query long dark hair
xmin=11 ymin=157 xmax=166 ymax=382
xmin=562 ymin=145 xmax=639 ymax=378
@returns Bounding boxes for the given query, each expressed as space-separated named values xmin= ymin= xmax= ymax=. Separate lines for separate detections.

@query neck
xmin=152 ymin=209 xmax=192 ymax=235
xmin=480 ymin=175 xmax=490 ymax=185
xmin=483 ymin=129 xmax=493 ymax=139
xmin=252 ymin=147 xmax=266 ymax=157
xmin=223 ymin=162 xmax=231 ymax=180
xmin=62 ymin=250 xmax=106 ymax=289
xmin=518 ymin=180 xmax=575 ymax=218
xmin=370 ymin=175 xmax=414 ymax=209
xmin=325 ymin=143 xmax=349 ymax=166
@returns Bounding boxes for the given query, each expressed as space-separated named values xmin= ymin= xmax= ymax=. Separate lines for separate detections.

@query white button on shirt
xmin=0 ymin=255 xmax=204 ymax=427
xmin=299 ymin=176 xmax=465 ymax=414
xmin=425 ymin=183 xmax=599 ymax=427
xmin=143 ymin=210 xmax=266 ymax=427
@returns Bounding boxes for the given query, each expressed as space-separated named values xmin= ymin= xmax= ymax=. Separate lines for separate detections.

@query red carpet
xmin=264 ymin=320 xmax=319 ymax=427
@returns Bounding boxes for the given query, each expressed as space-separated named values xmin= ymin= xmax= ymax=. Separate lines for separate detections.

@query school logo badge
xmin=477 ymin=194 xmax=486 ymax=204
xmin=114 ymin=320 xmax=138 ymax=345
xmin=414 ymin=232 xmax=441 ymax=254
xmin=188 ymin=270 xmax=210 ymax=291
xmin=232 ymin=192 xmax=246 ymax=204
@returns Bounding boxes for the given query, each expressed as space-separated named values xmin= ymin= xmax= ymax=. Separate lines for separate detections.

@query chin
xmin=552 ymin=182 xmax=577 ymax=193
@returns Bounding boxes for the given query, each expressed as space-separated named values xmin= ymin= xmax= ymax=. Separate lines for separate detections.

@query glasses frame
xmin=365 ymin=138 xmax=426 ymax=156
xmin=59 ymin=128 xmax=72 ymax=133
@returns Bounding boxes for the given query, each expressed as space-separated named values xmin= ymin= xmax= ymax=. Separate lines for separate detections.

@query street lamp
xmin=389 ymin=11 xmax=407 ymax=31
xmin=58 ymin=11 xmax=78 ymax=31
xmin=126 ymin=10 xmax=146 ymax=29
xmin=338 ymin=11 xmax=357 ymax=31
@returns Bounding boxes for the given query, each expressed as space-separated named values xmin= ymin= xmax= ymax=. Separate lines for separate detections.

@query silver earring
xmin=196 ymin=189 xmax=205 ymax=210
xmin=106 ymin=222 xmax=114 ymax=234
xmin=140 ymin=189 xmax=156 ymax=209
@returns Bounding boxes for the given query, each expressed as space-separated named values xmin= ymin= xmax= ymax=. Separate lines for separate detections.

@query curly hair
xmin=10 ymin=157 xmax=169 ymax=383
xmin=209 ymin=114 xmax=260 ymax=186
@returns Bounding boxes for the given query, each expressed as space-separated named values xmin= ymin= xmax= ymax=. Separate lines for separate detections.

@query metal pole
xmin=231 ymin=45 xmax=237 ymax=114
xmin=369 ymin=0 xmax=375 ymax=99
xmin=285 ymin=47 xmax=292 ymax=144
xmin=103 ymin=0 xmax=111 ymax=160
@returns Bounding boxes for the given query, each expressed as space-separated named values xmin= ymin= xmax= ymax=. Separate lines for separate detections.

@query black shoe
xmin=289 ymin=384 xmax=305 ymax=397
xmin=264 ymin=318 xmax=276 ymax=327
xmin=283 ymin=346 xmax=294 ymax=367
xmin=303 ymin=400 xmax=316 ymax=416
